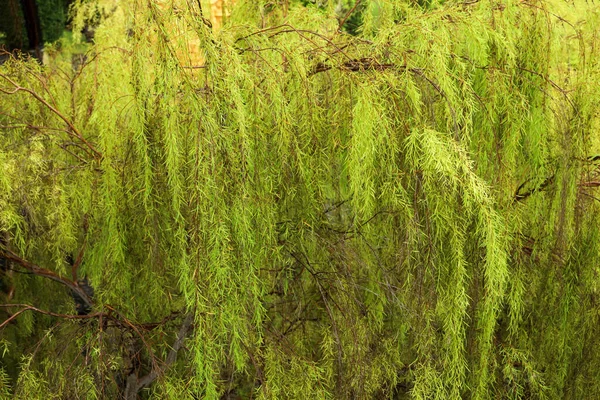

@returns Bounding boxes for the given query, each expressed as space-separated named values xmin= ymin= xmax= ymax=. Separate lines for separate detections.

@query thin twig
xmin=0 ymin=304 xmax=104 ymax=330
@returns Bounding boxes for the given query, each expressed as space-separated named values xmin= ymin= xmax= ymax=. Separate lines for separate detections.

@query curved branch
xmin=0 ymin=73 xmax=102 ymax=161
xmin=0 ymin=248 xmax=93 ymax=308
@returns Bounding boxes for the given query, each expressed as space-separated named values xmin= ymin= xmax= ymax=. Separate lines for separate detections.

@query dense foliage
xmin=1 ymin=0 xmax=600 ymax=398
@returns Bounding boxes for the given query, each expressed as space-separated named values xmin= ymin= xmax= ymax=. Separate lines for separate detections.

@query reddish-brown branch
xmin=514 ymin=176 xmax=554 ymax=202
xmin=0 ymin=297 xmax=193 ymax=397
xmin=0 ymin=308 xmax=30 ymax=329
xmin=0 ymin=303 xmax=181 ymax=334
xmin=0 ymin=73 xmax=102 ymax=161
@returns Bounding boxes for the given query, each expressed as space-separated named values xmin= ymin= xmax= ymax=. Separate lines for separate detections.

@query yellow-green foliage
xmin=1 ymin=0 xmax=600 ymax=398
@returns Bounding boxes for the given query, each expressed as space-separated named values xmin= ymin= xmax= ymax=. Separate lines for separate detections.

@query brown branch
xmin=0 ymin=303 xmax=182 ymax=334
xmin=236 ymin=24 xmax=352 ymax=62
xmin=193 ymin=0 xmax=212 ymax=28
xmin=0 ymin=308 xmax=30 ymax=329
xmin=0 ymin=120 xmax=90 ymax=162
xmin=268 ymin=27 xmax=352 ymax=60
xmin=235 ymin=24 xmax=298 ymax=42
xmin=309 ymin=59 xmax=460 ymax=135
xmin=0 ymin=73 xmax=102 ymax=161
xmin=138 ymin=311 xmax=182 ymax=330
xmin=455 ymin=54 xmax=578 ymax=114
xmin=0 ymin=302 xmax=195 ymax=398
xmin=338 ymin=0 xmax=362 ymax=32
xmin=105 ymin=304 xmax=159 ymax=372
xmin=580 ymin=181 xmax=600 ymax=188
xmin=519 ymin=1 xmax=577 ymax=31
xmin=59 ymin=143 xmax=89 ymax=164
xmin=0 ymin=248 xmax=93 ymax=308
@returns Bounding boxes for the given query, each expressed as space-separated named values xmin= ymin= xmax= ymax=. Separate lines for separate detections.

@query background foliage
xmin=0 ymin=0 xmax=70 ymax=48
xmin=1 ymin=0 xmax=600 ymax=398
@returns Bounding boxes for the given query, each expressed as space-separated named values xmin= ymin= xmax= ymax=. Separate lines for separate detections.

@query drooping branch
xmin=0 ymin=73 xmax=103 ymax=161
xmin=0 ymin=303 xmax=193 ymax=396
xmin=308 ymin=59 xmax=460 ymax=133
xmin=236 ymin=24 xmax=354 ymax=62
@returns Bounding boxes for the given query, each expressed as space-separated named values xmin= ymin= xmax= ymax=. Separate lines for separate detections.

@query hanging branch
xmin=236 ymin=24 xmax=353 ymax=62
xmin=191 ymin=0 xmax=212 ymax=28
xmin=580 ymin=181 xmax=600 ymax=188
xmin=0 ymin=73 xmax=103 ymax=161
xmin=0 ymin=304 xmax=193 ymax=397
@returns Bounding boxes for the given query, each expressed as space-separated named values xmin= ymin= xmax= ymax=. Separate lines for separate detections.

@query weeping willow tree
xmin=1 ymin=0 xmax=600 ymax=398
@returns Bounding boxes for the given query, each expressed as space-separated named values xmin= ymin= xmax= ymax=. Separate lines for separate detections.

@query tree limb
xmin=124 ymin=310 xmax=195 ymax=399
xmin=0 ymin=248 xmax=93 ymax=309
